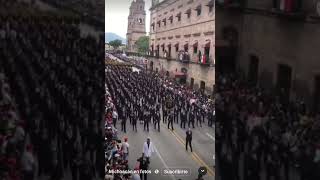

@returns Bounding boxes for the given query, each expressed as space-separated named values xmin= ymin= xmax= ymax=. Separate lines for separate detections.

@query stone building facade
xmin=149 ymin=0 xmax=215 ymax=92
xmin=216 ymin=0 xmax=320 ymax=111
xmin=126 ymin=0 xmax=147 ymax=52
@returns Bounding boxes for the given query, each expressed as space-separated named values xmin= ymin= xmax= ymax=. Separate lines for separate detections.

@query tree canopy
xmin=108 ymin=39 xmax=122 ymax=49
xmin=135 ymin=36 xmax=149 ymax=54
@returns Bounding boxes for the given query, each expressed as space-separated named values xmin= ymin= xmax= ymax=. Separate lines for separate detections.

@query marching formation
xmin=105 ymin=55 xmax=214 ymax=134
xmin=104 ymin=53 xmax=214 ymax=180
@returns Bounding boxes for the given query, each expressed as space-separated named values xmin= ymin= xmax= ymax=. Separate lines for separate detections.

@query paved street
xmin=117 ymin=116 xmax=214 ymax=180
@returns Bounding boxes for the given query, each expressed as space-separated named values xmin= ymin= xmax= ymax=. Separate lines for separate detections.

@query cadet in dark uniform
xmin=154 ymin=111 xmax=160 ymax=132
xmin=144 ymin=109 xmax=150 ymax=132
xmin=186 ymin=128 xmax=193 ymax=152
xmin=132 ymin=110 xmax=137 ymax=132
xmin=166 ymin=97 xmax=174 ymax=131
xmin=196 ymin=108 xmax=202 ymax=127
xmin=173 ymin=104 xmax=179 ymax=124
xmin=121 ymin=106 xmax=127 ymax=133
xmin=188 ymin=110 xmax=195 ymax=128
xmin=180 ymin=108 xmax=186 ymax=129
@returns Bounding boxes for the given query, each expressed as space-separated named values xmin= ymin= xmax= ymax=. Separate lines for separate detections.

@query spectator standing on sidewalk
xmin=122 ymin=137 xmax=129 ymax=161
xmin=21 ymin=144 xmax=36 ymax=180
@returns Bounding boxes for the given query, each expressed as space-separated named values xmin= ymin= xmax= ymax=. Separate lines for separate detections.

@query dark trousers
xmin=154 ymin=120 xmax=160 ymax=132
xmin=144 ymin=121 xmax=149 ymax=131
xmin=167 ymin=118 xmax=174 ymax=130
xmin=186 ymin=139 xmax=192 ymax=152
xmin=181 ymin=120 xmax=186 ymax=129
xmin=132 ymin=121 xmax=137 ymax=132
xmin=23 ymin=170 xmax=34 ymax=180
xmin=196 ymin=118 xmax=202 ymax=127
xmin=188 ymin=120 xmax=195 ymax=128
xmin=121 ymin=121 xmax=126 ymax=133
xmin=140 ymin=172 xmax=148 ymax=180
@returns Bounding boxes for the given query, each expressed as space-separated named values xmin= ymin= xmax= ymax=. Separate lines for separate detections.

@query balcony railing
xmin=216 ymin=0 xmax=246 ymax=11
xmin=269 ymin=0 xmax=306 ymax=21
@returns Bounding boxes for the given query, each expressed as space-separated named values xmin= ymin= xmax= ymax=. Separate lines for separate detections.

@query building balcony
xmin=216 ymin=0 xmax=246 ymax=11
xmin=270 ymin=0 xmax=306 ymax=21
xmin=270 ymin=8 xmax=306 ymax=21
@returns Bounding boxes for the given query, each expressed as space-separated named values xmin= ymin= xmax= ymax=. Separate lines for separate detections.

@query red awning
xmin=176 ymin=13 xmax=181 ymax=17
xmin=174 ymin=43 xmax=179 ymax=47
xmin=161 ymin=44 xmax=165 ymax=47
xmin=193 ymin=42 xmax=198 ymax=47
xmin=184 ymin=43 xmax=189 ymax=48
xmin=174 ymin=72 xmax=186 ymax=77
xmin=168 ymin=16 xmax=173 ymax=20
xmin=167 ymin=44 xmax=171 ymax=47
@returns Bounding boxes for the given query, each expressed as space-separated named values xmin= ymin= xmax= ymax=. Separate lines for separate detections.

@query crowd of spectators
xmin=0 ymin=69 xmax=33 ymax=180
xmin=41 ymin=0 xmax=104 ymax=27
xmin=216 ymin=73 xmax=320 ymax=180
xmin=0 ymin=1 xmax=105 ymax=180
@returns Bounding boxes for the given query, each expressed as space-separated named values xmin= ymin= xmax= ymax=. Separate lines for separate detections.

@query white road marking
xmin=206 ymin=133 xmax=215 ymax=141
xmin=154 ymin=145 xmax=177 ymax=180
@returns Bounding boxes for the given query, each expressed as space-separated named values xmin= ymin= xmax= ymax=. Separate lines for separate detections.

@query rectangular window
xmin=187 ymin=13 xmax=191 ymax=18
xmin=176 ymin=46 xmax=179 ymax=52
xmin=197 ymin=9 xmax=201 ymax=16
xmin=193 ymin=46 xmax=198 ymax=54
xmin=196 ymin=6 xmax=202 ymax=16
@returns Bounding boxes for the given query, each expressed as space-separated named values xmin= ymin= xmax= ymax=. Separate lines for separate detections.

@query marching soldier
xmin=154 ymin=111 xmax=160 ymax=132
xmin=144 ymin=109 xmax=150 ymax=132
xmin=196 ymin=108 xmax=202 ymax=127
xmin=180 ymin=108 xmax=187 ymax=129
xmin=188 ymin=110 xmax=195 ymax=128
xmin=166 ymin=96 xmax=174 ymax=131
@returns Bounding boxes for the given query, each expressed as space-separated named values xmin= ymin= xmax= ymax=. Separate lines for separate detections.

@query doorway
xmin=314 ymin=75 xmax=320 ymax=113
xmin=150 ymin=61 xmax=154 ymax=71
xmin=190 ymin=78 xmax=194 ymax=89
xmin=200 ymin=81 xmax=206 ymax=91
xmin=276 ymin=64 xmax=292 ymax=103
xmin=248 ymin=55 xmax=259 ymax=86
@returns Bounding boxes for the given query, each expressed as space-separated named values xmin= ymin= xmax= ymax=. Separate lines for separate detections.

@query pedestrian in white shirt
xmin=122 ymin=137 xmax=130 ymax=161
xmin=142 ymin=137 xmax=155 ymax=163
xmin=21 ymin=145 xmax=35 ymax=180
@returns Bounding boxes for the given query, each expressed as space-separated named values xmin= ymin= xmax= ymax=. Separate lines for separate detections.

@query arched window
xmin=139 ymin=18 xmax=143 ymax=24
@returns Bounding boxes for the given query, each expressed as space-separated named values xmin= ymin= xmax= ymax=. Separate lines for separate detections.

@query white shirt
xmin=21 ymin=151 xmax=35 ymax=172
xmin=132 ymin=173 xmax=141 ymax=180
xmin=143 ymin=142 xmax=155 ymax=158
xmin=122 ymin=142 xmax=129 ymax=154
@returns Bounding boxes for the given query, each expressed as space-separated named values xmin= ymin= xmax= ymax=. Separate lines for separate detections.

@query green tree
xmin=109 ymin=39 xmax=122 ymax=50
xmin=135 ymin=36 xmax=149 ymax=54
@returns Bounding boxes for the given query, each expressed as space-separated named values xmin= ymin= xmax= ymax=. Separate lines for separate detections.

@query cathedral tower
xmin=126 ymin=0 xmax=146 ymax=52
